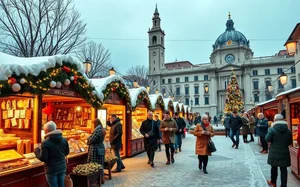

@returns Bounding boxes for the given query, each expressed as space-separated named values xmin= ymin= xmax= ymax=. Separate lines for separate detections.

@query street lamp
xmin=133 ymin=80 xmax=139 ymax=88
xmin=279 ymin=72 xmax=288 ymax=85
xmin=190 ymin=99 xmax=193 ymax=111
xmin=268 ymin=84 xmax=273 ymax=92
xmin=146 ymin=86 xmax=150 ymax=93
xmin=163 ymin=92 xmax=166 ymax=97
xmin=285 ymin=40 xmax=298 ymax=55
xmin=109 ymin=67 xmax=116 ymax=76
xmin=249 ymin=99 xmax=253 ymax=105
xmin=204 ymin=85 xmax=209 ymax=93
xmin=155 ymin=89 xmax=159 ymax=94
xmin=83 ymin=57 xmax=92 ymax=74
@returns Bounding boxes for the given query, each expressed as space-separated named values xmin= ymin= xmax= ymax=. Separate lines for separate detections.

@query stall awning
xmin=275 ymin=86 xmax=300 ymax=99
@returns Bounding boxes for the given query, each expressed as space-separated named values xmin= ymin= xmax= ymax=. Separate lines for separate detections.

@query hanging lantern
xmin=109 ymin=67 xmax=116 ymax=76
xmin=83 ymin=58 xmax=92 ymax=74
xmin=285 ymin=40 xmax=297 ymax=56
xmin=279 ymin=72 xmax=288 ymax=85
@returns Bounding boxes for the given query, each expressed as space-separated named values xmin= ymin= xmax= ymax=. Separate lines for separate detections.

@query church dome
xmin=213 ymin=14 xmax=250 ymax=50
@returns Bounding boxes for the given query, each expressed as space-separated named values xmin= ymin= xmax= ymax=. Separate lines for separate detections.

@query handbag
xmin=64 ymin=157 xmax=73 ymax=187
xmin=200 ymin=123 xmax=217 ymax=153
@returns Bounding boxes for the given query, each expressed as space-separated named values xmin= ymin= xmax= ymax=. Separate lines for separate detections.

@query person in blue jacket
xmin=256 ymin=113 xmax=269 ymax=154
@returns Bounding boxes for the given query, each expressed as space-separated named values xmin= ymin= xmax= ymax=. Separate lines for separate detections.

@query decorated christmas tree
xmin=224 ymin=71 xmax=244 ymax=114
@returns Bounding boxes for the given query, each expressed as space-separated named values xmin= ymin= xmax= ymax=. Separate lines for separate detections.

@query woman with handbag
xmin=194 ymin=114 xmax=215 ymax=174
xmin=87 ymin=119 xmax=106 ymax=184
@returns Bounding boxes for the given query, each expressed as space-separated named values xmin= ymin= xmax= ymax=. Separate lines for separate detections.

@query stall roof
xmin=128 ymin=87 xmax=148 ymax=108
xmin=255 ymin=98 xmax=276 ymax=107
xmin=184 ymin=105 xmax=188 ymax=113
xmin=275 ymin=86 xmax=300 ymax=99
xmin=163 ymin=98 xmax=173 ymax=111
xmin=178 ymin=103 xmax=184 ymax=112
xmin=0 ymin=52 xmax=87 ymax=81
xmin=149 ymin=93 xmax=164 ymax=109
xmin=173 ymin=102 xmax=179 ymax=113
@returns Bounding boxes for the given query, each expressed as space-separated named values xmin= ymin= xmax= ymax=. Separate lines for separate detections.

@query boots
xmin=166 ymin=157 xmax=170 ymax=165
xmin=171 ymin=154 xmax=175 ymax=164
xmin=179 ymin=147 xmax=182 ymax=152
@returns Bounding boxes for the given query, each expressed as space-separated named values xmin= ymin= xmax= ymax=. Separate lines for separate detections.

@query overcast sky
xmin=74 ymin=0 xmax=300 ymax=74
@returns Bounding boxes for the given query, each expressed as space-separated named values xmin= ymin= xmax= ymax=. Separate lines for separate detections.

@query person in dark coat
xmin=229 ymin=110 xmax=243 ymax=149
xmin=223 ymin=113 xmax=231 ymax=137
xmin=174 ymin=112 xmax=186 ymax=153
xmin=154 ymin=114 xmax=162 ymax=151
xmin=256 ymin=113 xmax=269 ymax=154
xmin=194 ymin=112 xmax=201 ymax=125
xmin=140 ymin=111 xmax=160 ymax=167
xmin=265 ymin=114 xmax=292 ymax=187
xmin=87 ymin=119 xmax=106 ymax=184
xmin=107 ymin=114 xmax=125 ymax=173
xmin=34 ymin=121 xmax=69 ymax=187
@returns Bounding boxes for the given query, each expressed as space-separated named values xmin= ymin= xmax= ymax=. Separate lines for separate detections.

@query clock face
xmin=152 ymin=51 xmax=157 ymax=56
xmin=225 ymin=54 xmax=235 ymax=63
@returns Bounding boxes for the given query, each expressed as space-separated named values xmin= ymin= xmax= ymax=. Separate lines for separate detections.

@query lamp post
xmin=204 ymin=85 xmax=209 ymax=93
xmin=285 ymin=40 xmax=298 ymax=55
xmin=83 ymin=57 xmax=92 ymax=74
xmin=279 ymin=72 xmax=288 ymax=85
xmin=109 ymin=67 xmax=116 ymax=76
xmin=190 ymin=99 xmax=193 ymax=112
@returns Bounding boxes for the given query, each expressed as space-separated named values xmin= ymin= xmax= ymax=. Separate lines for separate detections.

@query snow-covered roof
xmin=0 ymin=52 xmax=87 ymax=81
xmin=90 ymin=75 xmax=130 ymax=101
xmin=149 ymin=93 xmax=164 ymax=109
xmin=163 ymin=98 xmax=174 ymax=111
xmin=275 ymin=86 xmax=300 ymax=99
xmin=255 ymin=98 xmax=276 ymax=107
xmin=184 ymin=105 xmax=188 ymax=113
xmin=173 ymin=102 xmax=179 ymax=112
xmin=178 ymin=103 xmax=184 ymax=113
xmin=128 ymin=87 xmax=149 ymax=108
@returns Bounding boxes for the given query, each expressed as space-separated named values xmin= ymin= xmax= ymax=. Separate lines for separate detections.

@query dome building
xmin=147 ymin=8 xmax=296 ymax=117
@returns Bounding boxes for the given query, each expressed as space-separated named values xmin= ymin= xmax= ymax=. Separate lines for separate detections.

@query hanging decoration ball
xmin=8 ymin=77 xmax=17 ymax=85
xmin=19 ymin=78 xmax=26 ymax=84
xmin=70 ymin=76 xmax=74 ymax=81
xmin=91 ymin=90 xmax=96 ymax=96
xmin=62 ymin=66 xmax=71 ymax=73
xmin=50 ymin=81 xmax=56 ymax=88
xmin=56 ymin=82 xmax=62 ymax=88
xmin=64 ymin=79 xmax=71 ymax=86
xmin=12 ymin=83 xmax=21 ymax=92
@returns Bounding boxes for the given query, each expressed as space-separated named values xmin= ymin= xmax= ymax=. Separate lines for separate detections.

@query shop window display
xmin=291 ymin=103 xmax=299 ymax=148
xmin=131 ymin=108 xmax=147 ymax=139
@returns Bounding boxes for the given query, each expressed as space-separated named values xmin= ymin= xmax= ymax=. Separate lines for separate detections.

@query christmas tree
xmin=224 ymin=71 xmax=244 ymax=114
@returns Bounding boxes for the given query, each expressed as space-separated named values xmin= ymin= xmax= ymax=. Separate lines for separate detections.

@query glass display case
xmin=131 ymin=108 xmax=147 ymax=140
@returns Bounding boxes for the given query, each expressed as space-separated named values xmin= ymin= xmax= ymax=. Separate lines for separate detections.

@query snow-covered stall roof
xmin=163 ymin=98 xmax=174 ymax=111
xmin=0 ymin=52 xmax=87 ymax=80
xmin=173 ymin=102 xmax=179 ymax=113
xmin=128 ymin=87 xmax=149 ymax=108
xmin=178 ymin=103 xmax=184 ymax=113
xmin=275 ymin=86 xmax=300 ymax=99
xmin=255 ymin=98 xmax=276 ymax=108
xmin=149 ymin=93 xmax=164 ymax=109
xmin=184 ymin=105 xmax=188 ymax=113
xmin=90 ymin=75 xmax=131 ymax=101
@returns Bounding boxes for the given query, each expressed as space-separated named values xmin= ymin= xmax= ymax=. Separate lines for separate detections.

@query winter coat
xmin=174 ymin=117 xmax=186 ymax=135
xmin=265 ymin=120 xmax=292 ymax=167
xmin=107 ymin=118 xmax=122 ymax=149
xmin=34 ymin=130 xmax=69 ymax=174
xmin=256 ymin=118 xmax=269 ymax=137
xmin=87 ymin=125 xmax=105 ymax=164
xmin=140 ymin=119 xmax=160 ymax=151
xmin=159 ymin=119 xmax=178 ymax=144
xmin=229 ymin=116 xmax=243 ymax=131
xmin=194 ymin=123 xmax=214 ymax=156
xmin=241 ymin=116 xmax=249 ymax=135
xmin=248 ymin=116 xmax=255 ymax=133
xmin=223 ymin=116 xmax=230 ymax=129
xmin=194 ymin=117 xmax=201 ymax=125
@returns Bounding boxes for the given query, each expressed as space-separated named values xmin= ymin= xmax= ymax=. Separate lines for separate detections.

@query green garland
xmin=0 ymin=62 xmax=102 ymax=109
xmin=132 ymin=91 xmax=152 ymax=110
xmin=155 ymin=96 xmax=165 ymax=109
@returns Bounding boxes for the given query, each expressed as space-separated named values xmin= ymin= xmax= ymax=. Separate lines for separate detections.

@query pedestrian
xmin=194 ymin=112 xmax=201 ymax=125
xmin=194 ymin=114 xmax=215 ymax=174
xmin=187 ymin=113 xmax=194 ymax=131
xmin=213 ymin=116 xmax=218 ymax=126
xmin=107 ymin=114 xmax=125 ymax=173
xmin=229 ymin=110 xmax=243 ymax=149
xmin=160 ymin=111 xmax=178 ymax=165
xmin=174 ymin=112 xmax=186 ymax=153
xmin=87 ymin=119 xmax=106 ymax=184
xmin=140 ymin=111 xmax=160 ymax=167
xmin=248 ymin=113 xmax=255 ymax=142
xmin=256 ymin=113 xmax=269 ymax=154
xmin=34 ymin=121 xmax=69 ymax=187
xmin=223 ymin=113 xmax=231 ymax=137
xmin=266 ymin=114 xmax=292 ymax=187
xmin=241 ymin=112 xmax=249 ymax=143
xmin=154 ymin=114 xmax=162 ymax=151
xmin=205 ymin=112 xmax=212 ymax=123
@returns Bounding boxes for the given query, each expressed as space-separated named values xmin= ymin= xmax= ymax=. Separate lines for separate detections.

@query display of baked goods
xmin=0 ymin=159 xmax=29 ymax=171
xmin=23 ymin=153 xmax=36 ymax=159
xmin=27 ymin=158 xmax=41 ymax=165
xmin=0 ymin=149 xmax=24 ymax=163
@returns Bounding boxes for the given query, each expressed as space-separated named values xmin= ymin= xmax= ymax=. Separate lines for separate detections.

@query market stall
xmin=163 ymin=98 xmax=174 ymax=116
xmin=178 ymin=103 xmax=185 ymax=118
xmin=91 ymin=75 xmax=132 ymax=158
xmin=173 ymin=102 xmax=180 ymax=116
xmin=255 ymin=99 xmax=279 ymax=125
xmin=128 ymin=87 xmax=152 ymax=156
xmin=0 ymin=52 xmax=103 ymax=186
xmin=276 ymin=87 xmax=300 ymax=179
xmin=149 ymin=93 xmax=165 ymax=120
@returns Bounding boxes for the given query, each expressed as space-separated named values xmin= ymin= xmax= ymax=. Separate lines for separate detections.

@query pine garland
xmin=132 ymin=91 xmax=152 ymax=110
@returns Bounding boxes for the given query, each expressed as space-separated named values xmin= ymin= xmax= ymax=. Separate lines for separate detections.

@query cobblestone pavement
xmin=102 ymin=134 xmax=300 ymax=187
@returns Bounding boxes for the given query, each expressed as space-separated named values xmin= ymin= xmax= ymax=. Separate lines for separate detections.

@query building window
xmin=154 ymin=61 xmax=155 ymax=64
xmin=154 ymin=67 xmax=155 ymax=71
xmin=185 ymin=77 xmax=189 ymax=82
xmin=162 ymin=79 xmax=165 ymax=84
xmin=265 ymin=69 xmax=270 ymax=75
xmin=253 ymin=80 xmax=259 ymax=90
xmin=265 ymin=80 xmax=271 ymax=89
xmin=277 ymin=68 xmax=283 ymax=74
xmin=185 ymin=98 xmax=189 ymax=106
xmin=291 ymin=67 xmax=296 ymax=73
xmin=176 ymin=77 xmax=180 ymax=83
xmin=253 ymin=70 xmax=258 ymax=76
xmin=168 ymin=78 xmax=171 ymax=83
xmin=291 ymin=79 xmax=297 ymax=88
xmin=278 ymin=80 xmax=284 ymax=89
xmin=185 ymin=87 xmax=189 ymax=95
xmin=195 ymin=97 xmax=199 ymax=105
xmin=194 ymin=76 xmax=198 ymax=81
xmin=204 ymin=75 xmax=209 ymax=80
xmin=176 ymin=87 xmax=180 ymax=95
xmin=153 ymin=80 xmax=156 ymax=85
xmin=194 ymin=86 xmax=199 ymax=94
xmin=254 ymin=94 xmax=259 ymax=102
xmin=204 ymin=97 xmax=209 ymax=105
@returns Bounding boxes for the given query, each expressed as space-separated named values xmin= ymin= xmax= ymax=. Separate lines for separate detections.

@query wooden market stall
xmin=127 ymin=87 xmax=152 ymax=156
xmin=275 ymin=87 xmax=300 ymax=179
xmin=149 ymin=93 xmax=165 ymax=120
xmin=173 ymin=102 xmax=180 ymax=116
xmin=163 ymin=98 xmax=174 ymax=116
xmin=91 ymin=76 xmax=132 ymax=158
xmin=0 ymin=53 xmax=102 ymax=187
xmin=255 ymin=99 xmax=279 ymax=125
xmin=178 ymin=103 xmax=185 ymax=118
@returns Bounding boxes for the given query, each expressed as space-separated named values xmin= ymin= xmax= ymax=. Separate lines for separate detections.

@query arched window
xmin=154 ymin=20 xmax=157 ymax=26
xmin=161 ymin=37 xmax=164 ymax=45
xmin=152 ymin=36 xmax=157 ymax=44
